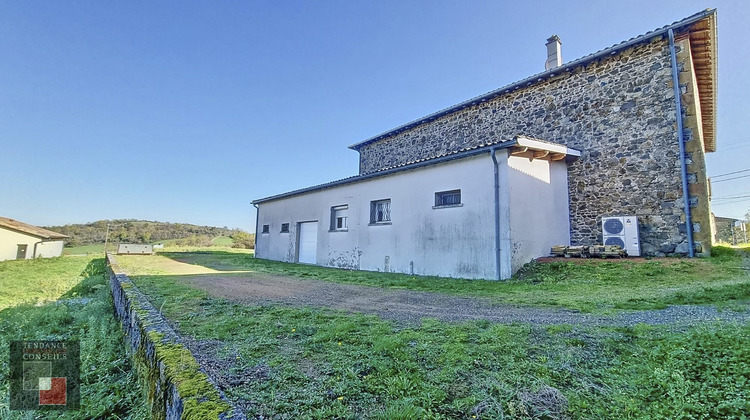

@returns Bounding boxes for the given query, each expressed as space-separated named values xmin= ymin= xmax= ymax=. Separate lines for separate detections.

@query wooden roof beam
xmin=550 ymin=153 xmax=566 ymax=161
xmin=532 ymin=150 xmax=550 ymax=159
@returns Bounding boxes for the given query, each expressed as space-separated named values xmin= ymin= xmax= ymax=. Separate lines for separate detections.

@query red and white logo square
xmin=39 ymin=377 xmax=66 ymax=405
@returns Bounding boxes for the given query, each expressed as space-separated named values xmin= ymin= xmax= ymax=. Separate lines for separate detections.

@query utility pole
xmin=104 ymin=223 xmax=110 ymax=254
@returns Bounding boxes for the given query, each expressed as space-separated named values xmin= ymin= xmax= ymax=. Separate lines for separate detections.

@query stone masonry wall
xmin=107 ymin=254 xmax=245 ymax=420
xmin=357 ymin=37 xmax=698 ymax=256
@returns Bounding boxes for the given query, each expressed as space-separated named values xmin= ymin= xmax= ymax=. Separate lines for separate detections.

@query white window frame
xmin=261 ymin=224 xmax=270 ymax=234
xmin=280 ymin=223 xmax=290 ymax=233
xmin=330 ymin=205 xmax=348 ymax=232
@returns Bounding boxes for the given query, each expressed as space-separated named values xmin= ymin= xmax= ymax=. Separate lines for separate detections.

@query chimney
xmin=545 ymin=35 xmax=562 ymax=70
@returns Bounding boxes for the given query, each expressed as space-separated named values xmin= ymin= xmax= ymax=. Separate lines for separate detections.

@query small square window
xmin=280 ymin=223 xmax=290 ymax=233
xmin=370 ymin=199 xmax=391 ymax=224
xmin=331 ymin=205 xmax=348 ymax=231
xmin=261 ymin=224 xmax=270 ymax=234
xmin=435 ymin=189 xmax=461 ymax=207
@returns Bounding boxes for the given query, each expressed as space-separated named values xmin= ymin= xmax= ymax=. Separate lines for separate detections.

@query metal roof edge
xmin=0 ymin=222 xmax=69 ymax=240
xmin=348 ymin=9 xmax=716 ymax=151
xmin=253 ymin=136 xmax=582 ymax=204
xmin=253 ymin=141 xmax=518 ymax=204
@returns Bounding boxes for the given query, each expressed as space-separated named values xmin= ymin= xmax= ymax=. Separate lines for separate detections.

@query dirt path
xmin=178 ymin=272 xmax=750 ymax=327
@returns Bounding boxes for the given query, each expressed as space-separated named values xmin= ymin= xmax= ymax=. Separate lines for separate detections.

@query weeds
xmin=0 ymin=257 xmax=147 ymax=419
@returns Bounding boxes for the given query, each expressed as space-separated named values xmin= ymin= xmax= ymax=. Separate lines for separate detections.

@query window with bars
xmin=330 ymin=205 xmax=348 ymax=231
xmin=261 ymin=224 xmax=270 ymax=234
xmin=280 ymin=223 xmax=290 ymax=233
xmin=434 ymin=189 xmax=461 ymax=207
xmin=370 ymin=199 xmax=391 ymax=224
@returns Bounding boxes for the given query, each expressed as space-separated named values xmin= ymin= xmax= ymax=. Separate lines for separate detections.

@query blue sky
xmin=1 ymin=1 xmax=747 ymax=232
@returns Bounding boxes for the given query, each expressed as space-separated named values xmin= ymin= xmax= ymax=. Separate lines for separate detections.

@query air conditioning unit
xmin=602 ymin=216 xmax=640 ymax=257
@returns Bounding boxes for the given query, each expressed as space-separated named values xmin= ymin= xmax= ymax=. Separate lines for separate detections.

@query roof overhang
xmin=253 ymin=136 xmax=580 ymax=204
xmin=686 ymin=12 xmax=718 ymax=152
xmin=0 ymin=217 xmax=69 ymax=240
xmin=509 ymin=136 xmax=581 ymax=163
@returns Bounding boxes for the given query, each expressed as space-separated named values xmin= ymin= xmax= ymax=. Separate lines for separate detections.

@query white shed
xmin=0 ymin=217 xmax=69 ymax=261
xmin=253 ymin=137 xmax=580 ymax=280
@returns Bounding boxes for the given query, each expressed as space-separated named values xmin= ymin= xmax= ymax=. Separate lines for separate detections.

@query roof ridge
xmin=348 ymin=9 xmax=716 ymax=151
xmin=0 ymin=216 xmax=69 ymax=239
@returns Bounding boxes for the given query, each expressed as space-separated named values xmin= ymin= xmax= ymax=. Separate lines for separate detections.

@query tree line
xmin=44 ymin=219 xmax=254 ymax=248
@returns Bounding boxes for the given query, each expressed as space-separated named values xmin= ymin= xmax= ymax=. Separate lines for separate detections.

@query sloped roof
xmin=349 ymin=9 xmax=717 ymax=152
xmin=0 ymin=217 xmax=69 ymax=240
xmin=253 ymin=136 xmax=580 ymax=204
xmin=686 ymin=11 xmax=718 ymax=152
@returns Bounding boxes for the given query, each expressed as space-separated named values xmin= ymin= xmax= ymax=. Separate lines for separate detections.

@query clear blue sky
xmin=1 ymin=1 xmax=747 ymax=232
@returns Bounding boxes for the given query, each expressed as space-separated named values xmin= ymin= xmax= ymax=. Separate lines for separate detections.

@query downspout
xmin=32 ymin=239 xmax=52 ymax=259
xmin=668 ymin=28 xmax=695 ymax=257
xmin=490 ymin=147 xmax=502 ymax=280
xmin=252 ymin=203 xmax=260 ymax=255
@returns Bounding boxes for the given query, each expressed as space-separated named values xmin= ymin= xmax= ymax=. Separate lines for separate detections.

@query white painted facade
xmin=0 ymin=227 xmax=65 ymax=261
xmin=255 ymin=144 xmax=574 ymax=280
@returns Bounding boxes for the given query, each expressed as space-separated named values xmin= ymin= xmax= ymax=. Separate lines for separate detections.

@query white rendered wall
xmin=256 ymin=152 xmax=571 ymax=279
xmin=0 ymin=227 xmax=65 ymax=261
xmin=256 ymin=154 xmax=497 ymax=279
xmin=34 ymin=240 xmax=64 ymax=259
xmin=507 ymin=156 xmax=571 ymax=272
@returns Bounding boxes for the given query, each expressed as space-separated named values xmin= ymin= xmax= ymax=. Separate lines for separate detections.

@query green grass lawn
xmin=0 ymin=256 xmax=98 ymax=310
xmin=62 ymin=244 xmax=105 ymax=255
xmin=211 ymin=236 xmax=234 ymax=246
xmin=121 ymin=255 xmax=750 ymax=419
xmin=137 ymin=245 xmax=750 ymax=313
xmin=0 ymin=256 xmax=147 ymax=419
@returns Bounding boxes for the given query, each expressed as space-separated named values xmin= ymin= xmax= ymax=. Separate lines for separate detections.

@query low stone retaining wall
xmin=106 ymin=253 xmax=245 ymax=420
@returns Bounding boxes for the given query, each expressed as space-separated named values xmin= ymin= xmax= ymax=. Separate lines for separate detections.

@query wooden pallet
xmin=550 ymin=245 xmax=627 ymax=258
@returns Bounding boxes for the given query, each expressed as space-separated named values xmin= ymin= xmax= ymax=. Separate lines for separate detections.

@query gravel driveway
xmin=178 ymin=272 xmax=750 ymax=327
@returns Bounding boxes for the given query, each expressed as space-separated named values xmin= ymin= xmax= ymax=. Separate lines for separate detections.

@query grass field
xmin=62 ymin=244 xmax=105 ymax=255
xmin=0 ymin=256 xmax=147 ymax=419
xmin=62 ymin=235 xmax=239 ymax=256
xmin=211 ymin=236 xmax=234 ymax=246
xmin=117 ymin=248 xmax=750 ymax=419
xmin=132 ymin=245 xmax=750 ymax=313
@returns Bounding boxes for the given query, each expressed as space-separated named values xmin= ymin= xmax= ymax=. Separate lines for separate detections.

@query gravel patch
xmin=177 ymin=272 xmax=750 ymax=327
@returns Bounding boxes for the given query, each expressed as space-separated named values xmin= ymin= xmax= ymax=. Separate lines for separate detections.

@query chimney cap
xmin=547 ymin=35 xmax=561 ymax=44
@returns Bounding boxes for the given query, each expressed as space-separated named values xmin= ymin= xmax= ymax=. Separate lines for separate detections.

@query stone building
xmin=253 ymin=10 xmax=718 ymax=279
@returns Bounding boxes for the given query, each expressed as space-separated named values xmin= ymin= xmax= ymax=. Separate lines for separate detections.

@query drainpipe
xmin=252 ymin=203 xmax=260 ymax=254
xmin=490 ymin=147 xmax=502 ymax=280
xmin=668 ymin=28 xmax=695 ymax=258
xmin=32 ymin=239 xmax=53 ymax=259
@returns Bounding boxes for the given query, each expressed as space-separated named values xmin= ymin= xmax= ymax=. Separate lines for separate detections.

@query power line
xmin=712 ymin=199 xmax=750 ymax=206
xmin=714 ymin=143 xmax=750 ymax=152
xmin=720 ymin=137 xmax=750 ymax=146
xmin=713 ymin=194 xmax=750 ymax=201
xmin=711 ymin=174 xmax=750 ymax=183
xmin=711 ymin=168 xmax=750 ymax=178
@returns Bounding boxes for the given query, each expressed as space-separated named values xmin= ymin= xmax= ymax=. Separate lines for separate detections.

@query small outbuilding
xmin=0 ymin=216 xmax=69 ymax=261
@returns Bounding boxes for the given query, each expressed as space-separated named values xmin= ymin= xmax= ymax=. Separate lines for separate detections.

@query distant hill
xmin=44 ymin=219 xmax=253 ymax=248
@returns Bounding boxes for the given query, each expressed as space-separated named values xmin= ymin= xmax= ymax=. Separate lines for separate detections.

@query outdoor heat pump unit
xmin=601 ymin=216 xmax=640 ymax=257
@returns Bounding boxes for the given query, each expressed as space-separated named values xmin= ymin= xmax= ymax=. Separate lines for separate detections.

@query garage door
xmin=298 ymin=221 xmax=318 ymax=264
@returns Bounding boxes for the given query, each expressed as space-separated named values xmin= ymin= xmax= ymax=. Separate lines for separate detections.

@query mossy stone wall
xmin=107 ymin=254 xmax=244 ymax=420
